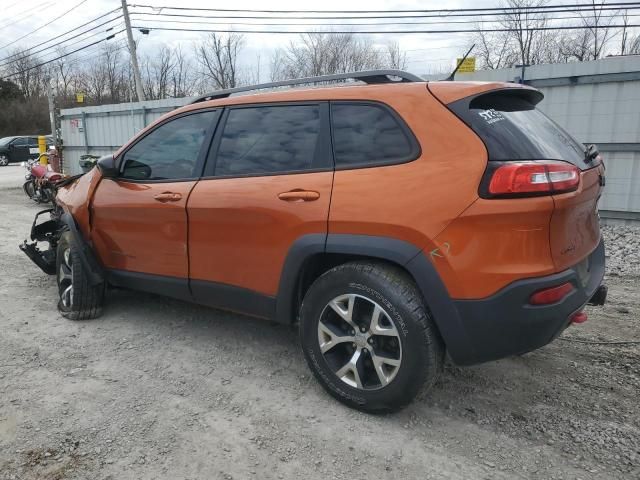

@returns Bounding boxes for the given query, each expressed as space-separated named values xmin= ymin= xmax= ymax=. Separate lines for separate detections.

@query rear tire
xmin=56 ymin=231 xmax=104 ymax=320
xmin=299 ymin=261 xmax=443 ymax=413
xmin=23 ymin=180 xmax=36 ymax=200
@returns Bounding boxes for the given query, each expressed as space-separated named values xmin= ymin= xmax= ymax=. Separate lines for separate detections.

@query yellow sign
xmin=76 ymin=92 xmax=85 ymax=103
xmin=456 ymin=57 xmax=476 ymax=73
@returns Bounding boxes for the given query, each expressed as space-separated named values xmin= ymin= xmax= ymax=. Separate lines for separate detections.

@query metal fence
xmin=60 ymin=97 xmax=192 ymax=175
xmin=60 ymin=55 xmax=640 ymax=222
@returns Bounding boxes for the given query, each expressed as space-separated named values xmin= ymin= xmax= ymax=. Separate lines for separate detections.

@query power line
xmin=0 ymin=1 xmax=56 ymax=31
xmin=129 ymin=11 xmax=640 ymax=28
xmin=1 ymin=31 xmax=125 ymax=80
xmin=0 ymin=23 xmax=125 ymax=71
xmin=126 ymin=5 xmax=640 ymax=21
xmin=0 ymin=0 xmax=88 ymax=51
xmin=0 ymin=8 xmax=122 ymax=64
xmin=130 ymin=23 xmax=640 ymax=35
xmin=128 ymin=2 xmax=640 ymax=14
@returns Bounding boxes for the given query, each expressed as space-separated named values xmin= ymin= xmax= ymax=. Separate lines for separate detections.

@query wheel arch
xmin=275 ymin=233 xmax=476 ymax=364
xmin=60 ymin=210 xmax=104 ymax=286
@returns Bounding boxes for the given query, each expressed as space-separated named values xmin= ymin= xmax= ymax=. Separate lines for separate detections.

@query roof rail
xmin=191 ymin=69 xmax=423 ymax=104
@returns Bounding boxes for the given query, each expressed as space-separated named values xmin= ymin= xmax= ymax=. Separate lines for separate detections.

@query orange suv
xmin=21 ymin=70 xmax=607 ymax=412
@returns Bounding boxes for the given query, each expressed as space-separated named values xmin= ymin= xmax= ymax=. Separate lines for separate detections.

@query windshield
xmin=449 ymin=90 xmax=596 ymax=170
xmin=0 ymin=137 xmax=15 ymax=146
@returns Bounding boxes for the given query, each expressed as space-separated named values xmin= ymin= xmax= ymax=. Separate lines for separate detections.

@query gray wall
xmin=425 ymin=56 xmax=640 ymax=222
xmin=60 ymin=97 xmax=193 ymax=175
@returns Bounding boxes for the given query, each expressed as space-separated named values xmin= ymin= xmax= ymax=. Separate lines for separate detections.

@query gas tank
xmin=31 ymin=164 xmax=47 ymax=178
xmin=44 ymin=171 xmax=63 ymax=181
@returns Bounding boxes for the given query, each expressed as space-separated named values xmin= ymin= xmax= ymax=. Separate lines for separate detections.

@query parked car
xmin=20 ymin=70 xmax=607 ymax=413
xmin=0 ymin=135 xmax=51 ymax=166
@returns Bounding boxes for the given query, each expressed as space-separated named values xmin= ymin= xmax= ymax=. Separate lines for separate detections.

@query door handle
xmin=277 ymin=190 xmax=320 ymax=202
xmin=153 ymin=192 xmax=182 ymax=202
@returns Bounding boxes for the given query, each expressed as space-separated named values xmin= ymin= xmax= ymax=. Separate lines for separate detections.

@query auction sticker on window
xmin=478 ymin=109 xmax=505 ymax=125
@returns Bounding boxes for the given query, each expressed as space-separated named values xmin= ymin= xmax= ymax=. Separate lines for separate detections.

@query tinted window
xmin=12 ymin=137 xmax=28 ymax=146
xmin=331 ymin=103 xmax=414 ymax=167
xmin=122 ymin=111 xmax=218 ymax=180
xmin=450 ymin=92 xmax=588 ymax=168
xmin=215 ymin=105 xmax=321 ymax=176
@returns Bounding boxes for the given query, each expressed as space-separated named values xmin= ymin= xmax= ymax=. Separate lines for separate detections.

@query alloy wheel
xmin=0 ymin=156 xmax=8 ymax=166
xmin=317 ymin=293 xmax=402 ymax=390
xmin=58 ymin=247 xmax=74 ymax=308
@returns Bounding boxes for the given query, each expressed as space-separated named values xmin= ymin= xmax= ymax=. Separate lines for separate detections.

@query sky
xmin=0 ymin=0 xmax=633 ymax=82
xmin=0 ymin=0 xmax=503 ymax=80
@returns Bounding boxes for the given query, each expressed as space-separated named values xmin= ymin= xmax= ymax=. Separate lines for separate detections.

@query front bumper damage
xmin=19 ymin=208 xmax=63 ymax=275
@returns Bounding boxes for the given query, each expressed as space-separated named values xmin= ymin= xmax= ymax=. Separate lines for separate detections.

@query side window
xmin=331 ymin=103 xmax=416 ymax=168
xmin=214 ymin=104 xmax=322 ymax=176
xmin=12 ymin=137 xmax=28 ymax=146
xmin=121 ymin=110 xmax=219 ymax=181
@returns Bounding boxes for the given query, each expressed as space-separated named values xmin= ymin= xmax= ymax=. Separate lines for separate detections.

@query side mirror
xmin=96 ymin=155 xmax=119 ymax=178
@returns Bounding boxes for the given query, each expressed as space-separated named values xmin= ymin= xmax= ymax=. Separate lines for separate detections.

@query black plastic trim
xmin=275 ymin=233 xmax=327 ymax=324
xmin=108 ymin=269 xmax=191 ymax=301
xmin=191 ymin=279 xmax=276 ymax=319
xmin=60 ymin=212 xmax=104 ymax=286
xmin=107 ymin=269 xmax=275 ymax=319
xmin=451 ymin=239 xmax=606 ymax=365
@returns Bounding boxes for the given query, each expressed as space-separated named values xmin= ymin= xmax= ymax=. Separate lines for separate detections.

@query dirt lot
xmin=0 ymin=164 xmax=638 ymax=480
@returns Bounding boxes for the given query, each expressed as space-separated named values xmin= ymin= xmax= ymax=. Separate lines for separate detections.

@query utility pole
xmin=121 ymin=0 xmax=145 ymax=102
xmin=46 ymin=78 xmax=56 ymax=141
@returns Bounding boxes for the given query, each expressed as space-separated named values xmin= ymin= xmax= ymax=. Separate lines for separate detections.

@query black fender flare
xmin=60 ymin=212 xmax=104 ymax=286
xmin=275 ymin=233 xmax=476 ymax=365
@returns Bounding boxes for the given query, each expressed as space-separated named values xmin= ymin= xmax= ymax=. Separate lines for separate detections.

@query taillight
xmin=529 ymin=282 xmax=574 ymax=305
xmin=482 ymin=161 xmax=580 ymax=198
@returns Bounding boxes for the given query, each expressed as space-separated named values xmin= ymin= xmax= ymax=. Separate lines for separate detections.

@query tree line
xmin=0 ymin=0 xmax=638 ymax=137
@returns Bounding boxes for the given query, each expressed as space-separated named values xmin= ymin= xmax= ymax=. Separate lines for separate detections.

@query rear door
xmin=447 ymin=89 xmax=604 ymax=270
xmin=9 ymin=137 xmax=29 ymax=162
xmin=187 ymin=102 xmax=333 ymax=315
xmin=91 ymin=110 xmax=220 ymax=287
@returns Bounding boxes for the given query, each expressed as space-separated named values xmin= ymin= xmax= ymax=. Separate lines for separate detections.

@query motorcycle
xmin=22 ymin=153 xmax=63 ymax=204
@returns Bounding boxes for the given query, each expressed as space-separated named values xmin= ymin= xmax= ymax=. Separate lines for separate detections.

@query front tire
xmin=56 ymin=231 xmax=104 ymax=320
xmin=300 ymin=261 xmax=443 ymax=413
xmin=0 ymin=155 xmax=8 ymax=166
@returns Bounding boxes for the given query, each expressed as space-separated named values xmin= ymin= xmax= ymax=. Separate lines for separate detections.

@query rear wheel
xmin=23 ymin=180 xmax=35 ymax=200
xmin=56 ymin=231 xmax=104 ymax=320
xmin=300 ymin=261 xmax=443 ymax=413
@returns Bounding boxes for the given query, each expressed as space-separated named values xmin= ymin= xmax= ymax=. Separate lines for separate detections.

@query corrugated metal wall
xmin=428 ymin=56 xmax=640 ymax=222
xmin=60 ymin=97 xmax=192 ymax=175
xmin=59 ymin=56 xmax=640 ymax=221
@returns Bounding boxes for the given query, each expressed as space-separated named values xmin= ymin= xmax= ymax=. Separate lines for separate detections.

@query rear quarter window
xmin=330 ymin=102 xmax=418 ymax=168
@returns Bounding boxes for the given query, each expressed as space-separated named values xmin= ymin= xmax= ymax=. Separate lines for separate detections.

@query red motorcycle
xmin=22 ymin=152 xmax=63 ymax=204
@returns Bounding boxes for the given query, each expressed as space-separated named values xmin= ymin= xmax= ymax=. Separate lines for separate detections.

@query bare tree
xmin=472 ymin=27 xmax=519 ymax=69
xmin=194 ymin=33 xmax=244 ymax=90
xmin=270 ymin=33 xmax=408 ymax=81
xmin=171 ymin=45 xmax=196 ymax=97
xmin=142 ymin=46 xmax=175 ymax=100
xmin=384 ymin=41 xmax=408 ymax=70
xmin=579 ymin=0 xmax=618 ymax=60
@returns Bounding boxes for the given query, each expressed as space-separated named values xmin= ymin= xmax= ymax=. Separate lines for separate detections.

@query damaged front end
xmin=19 ymin=207 xmax=64 ymax=275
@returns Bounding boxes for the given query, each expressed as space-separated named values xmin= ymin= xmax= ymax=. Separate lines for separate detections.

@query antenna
xmin=445 ymin=44 xmax=475 ymax=81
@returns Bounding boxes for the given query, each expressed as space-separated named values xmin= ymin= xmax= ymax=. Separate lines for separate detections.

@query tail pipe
xmin=588 ymin=285 xmax=607 ymax=306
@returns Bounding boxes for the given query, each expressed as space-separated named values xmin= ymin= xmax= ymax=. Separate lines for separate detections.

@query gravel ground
xmin=0 ymin=164 xmax=639 ymax=480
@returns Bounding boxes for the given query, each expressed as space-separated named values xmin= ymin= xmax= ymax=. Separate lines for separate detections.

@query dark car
xmin=0 ymin=136 xmax=50 ymax=166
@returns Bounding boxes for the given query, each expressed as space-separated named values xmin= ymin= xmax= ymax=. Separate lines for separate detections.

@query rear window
xmin=449 ymin=90 xmax=589 ymax=168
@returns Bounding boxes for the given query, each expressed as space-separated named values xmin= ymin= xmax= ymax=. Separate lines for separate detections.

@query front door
xmin=187 ymin=103 xmax=333 ymax=314
xmin=91 ymin=110 xmax=220 ymax=288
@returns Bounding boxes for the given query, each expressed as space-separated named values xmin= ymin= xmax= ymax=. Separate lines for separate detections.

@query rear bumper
xmin=450 ymin=239 xmax=606 ymax=365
